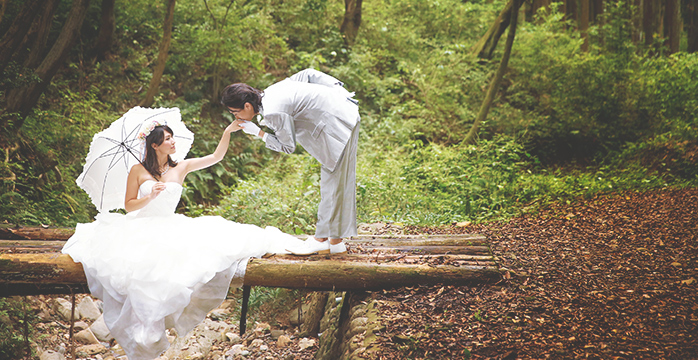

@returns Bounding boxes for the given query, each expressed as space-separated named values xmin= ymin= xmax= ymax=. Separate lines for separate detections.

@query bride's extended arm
xmin=180 ymin=121 xmax=242 ymax=174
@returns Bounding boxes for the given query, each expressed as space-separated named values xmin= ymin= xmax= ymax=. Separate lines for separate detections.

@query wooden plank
xmin=0 ymin=252 xmax=500 ymax=296
xmin=0 ymin=240 xmax=490 ymax=256
xmin=347 ymin=235 xmax=488 ymax=246
xmin=0 ymin=225 xmax=74 ymax=241
xmin=356 ymin=245 xmax=490 ymax=255
xmin=0 ymin=226 xmax=488 ymax=245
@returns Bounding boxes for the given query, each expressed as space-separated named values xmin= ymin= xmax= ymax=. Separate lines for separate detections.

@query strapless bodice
xmin=136 ymin=180 xmax=183 ymax=217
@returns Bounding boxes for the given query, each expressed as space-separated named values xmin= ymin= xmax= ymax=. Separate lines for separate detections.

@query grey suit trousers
xmin=315 ymin=121 xmax=360 ymax=239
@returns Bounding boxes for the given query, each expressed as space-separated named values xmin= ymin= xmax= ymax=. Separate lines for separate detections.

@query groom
xmin=221 ymin=68 xmax=360 ymax=255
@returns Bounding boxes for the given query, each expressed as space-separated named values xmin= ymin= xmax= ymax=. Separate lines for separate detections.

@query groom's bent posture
xmin=221 ymin=68 xmax=360 ymax=255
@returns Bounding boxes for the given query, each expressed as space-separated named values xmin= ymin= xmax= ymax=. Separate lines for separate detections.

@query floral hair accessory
xmin=137 ymin=120 xmax=165 ymax=142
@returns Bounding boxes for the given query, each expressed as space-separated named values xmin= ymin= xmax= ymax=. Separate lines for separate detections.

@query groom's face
xmin=227 ymin=102 xmax=255 ymax=121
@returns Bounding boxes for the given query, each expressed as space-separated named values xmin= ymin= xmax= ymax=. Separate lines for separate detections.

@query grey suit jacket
xmin=261 ymin=69 xmax=360 ymax=172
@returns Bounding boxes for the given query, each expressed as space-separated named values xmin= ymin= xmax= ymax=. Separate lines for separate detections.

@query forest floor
xmin=371 ymin=188 xmax=698 ymax=359
xmin=18 ymin=188 xmax=698 ymax=359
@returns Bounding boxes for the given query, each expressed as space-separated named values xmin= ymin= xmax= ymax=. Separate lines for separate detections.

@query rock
xmin=298 ymin=337 xmax=316 ymax=350
xmin=349 ymin=317 xmax=368 ymax=333
xmin=259 ymin=344 xmax=269 ymax=351
xmin=111 ymin=344 xmax=126 ymax=357
xmin=224 ymin=332 xmax=242 ymax=344
xmin=277 ymin=335 xmax=292 ymax=348
xmin=270 ymin=329 xmax=285 ymax=340
xmin=208 ymin=309 xmax=229 ymax=321
xmin=217 ymin=299 xmax=236 ymax=310
xmin=253 ymin=322 xmax=271 ymax=336
xmin=73 ymin=321 xmax=89 ymax=331
xmin=52 ymin=298 xmax=74 ymax=322
xmin=39 ymin=350 xmax=65 ymax=360
xmin=249 ymin=339 xmax=264 ymax=348
xmin=225 ymin=344 xmax=246 ymax=357
xmin=90 ymin=315 xmax=114 ymax=342
xmin=76 ymin=343 xmax=107 ymax=356
xmin=77 ymin=297 xmax=101 ymax=321
xmin=208 ymin=350 xmax=225 ymax=360
xmin=74 ymin=328 xmax=100 ymax=345
xmin=288 ymin=305 xmax=310 ymax=326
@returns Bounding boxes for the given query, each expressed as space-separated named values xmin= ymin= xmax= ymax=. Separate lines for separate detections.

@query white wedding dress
xmin=62 ymin=180 xmax=305 ymax=360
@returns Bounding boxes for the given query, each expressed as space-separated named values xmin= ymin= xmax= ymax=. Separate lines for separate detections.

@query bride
xmin=62 ymin=119 xmax=305 ymax=360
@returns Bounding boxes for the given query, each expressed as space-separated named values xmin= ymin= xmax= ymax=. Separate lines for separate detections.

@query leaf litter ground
xmin=370 ymin=188 xmax=697 ymax=359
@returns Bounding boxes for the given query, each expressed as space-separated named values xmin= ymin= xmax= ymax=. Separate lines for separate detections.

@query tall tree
xmin=2 ymin=0 xmax=91 ymax=133
xmin=0 ymin=0 xmax=42 ymax=73
xmin=140 ymin=0 xmax=176 ymax=107
xmin=686 ymin=0 xmax=698 ymax=52
xmin=664 ymin=0 xmax=680 ymax=53
xmin=340 ymin=0 xmax=363 ymax=46
xmin=642 ymin=0 xmax=663 ymax=48
xmin=471 ymin=0 xmax=525 ymax=59
xmin=202 ymin=0 xmax=236 ymax=102
xmin=23 ymin=0 xmax=61 ymax=69
xmin=580 ymin=0 xmax=591 ymax=51
xmin=592 ymin=0 xmax=604 ymax=23
xmin=464 ymin=0 xmax=522 ymax=145
xmin=0 ymin=0 xmax=6 ymax=23
xmin=94 ymin=0 xmax=116 ymax=60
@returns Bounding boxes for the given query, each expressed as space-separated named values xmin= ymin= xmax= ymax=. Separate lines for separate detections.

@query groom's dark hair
xmin=220 ymin=83 xmax=263 ymax=113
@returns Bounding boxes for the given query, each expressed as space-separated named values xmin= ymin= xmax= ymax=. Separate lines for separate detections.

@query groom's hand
xmin=239 ymin=121 xmax=262 ymax=138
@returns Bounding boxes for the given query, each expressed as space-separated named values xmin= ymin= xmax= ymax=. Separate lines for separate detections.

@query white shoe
xmin=330 ymin=242 xmax=347 ymax=254
xmin=286 ymin=237 xmax=330 ymax=255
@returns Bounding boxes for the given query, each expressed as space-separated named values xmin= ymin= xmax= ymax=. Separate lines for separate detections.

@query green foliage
xmin=0 ymin=297 xmax=34 ymax=360
xmin=214 ymin=154 xmax=320 ymax=235
xmin=506 ymin=4 xmax=698 ymax=165
xmin=0 ymin=0 xmax=696 ymax=230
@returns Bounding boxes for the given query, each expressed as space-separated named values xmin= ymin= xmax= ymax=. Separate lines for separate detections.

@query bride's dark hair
xmin=143 ymin=125 xmax=178 ymax=179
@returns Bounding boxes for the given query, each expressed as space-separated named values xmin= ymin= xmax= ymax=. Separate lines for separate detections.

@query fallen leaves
xmin=370 ymin=188 xmax=698 ymax=359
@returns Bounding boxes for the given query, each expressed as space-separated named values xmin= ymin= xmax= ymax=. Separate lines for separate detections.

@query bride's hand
xmin=150 ymin=182 xmax=166 ymax=198
xmin=228 ymin=120 xmax=245 ymax=133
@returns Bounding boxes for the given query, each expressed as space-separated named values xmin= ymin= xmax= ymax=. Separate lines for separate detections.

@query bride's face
xmin=153 ymin=131 xmax=176 ymax=155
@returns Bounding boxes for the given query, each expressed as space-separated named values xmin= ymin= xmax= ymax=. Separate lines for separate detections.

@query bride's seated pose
xmin=62 ymin=119 xmax=305 ymax=360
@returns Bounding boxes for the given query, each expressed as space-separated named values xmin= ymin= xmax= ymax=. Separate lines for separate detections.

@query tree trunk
xmin=592 ymin=0 xmax=604 ymax=23
xmin=471 ymin=0 xmax=517 ymax=59
xmin=664 ymin=0 xmax=680 ymax=53
xmin=23 ymin=0 xmax=61 ymax=69
xmin=0 ymin=252 xmax=500 ymax=295
xmin=686 ymin=0 xmax=698 ymax=53
xmin=580 ymin=0 xmax=591 ymax=52
xmin=340 ymin=0 xmax=363 ymax=46
xmin=140 ymin=0 xmax=176 ymax=107
xmin=94 ymin=0 xmax=116 ymax=60
xmin=0 ymin=0 xmax=42 ymax=72
xmin=298 ymin=292 xmax=329 ymax=337
xmin=2 ymin=0 xmax=90 ymax=132
xmin=0 ymin=0 xmax=7 ymax=23
xmin=464 ymin=0 xmax=521 ymax=145
xmin=642 ymin=0 xmax=664 ymax=48
xmin=564 ymin=0 xmax=577 ymax=25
